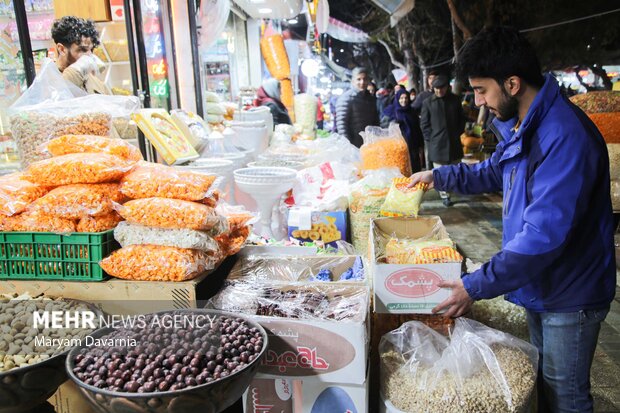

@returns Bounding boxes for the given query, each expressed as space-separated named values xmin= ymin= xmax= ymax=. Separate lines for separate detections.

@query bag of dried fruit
xmin=360 ymin=124 xmax=412 ymax=176
xmin=380 ymin=318 xmax=538 ymax=413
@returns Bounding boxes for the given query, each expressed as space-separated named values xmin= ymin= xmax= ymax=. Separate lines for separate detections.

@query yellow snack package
xmin=386 ymin=238 xmax=463 ymax=264
xmin=380 ymin=178 xmax=429 ymax=217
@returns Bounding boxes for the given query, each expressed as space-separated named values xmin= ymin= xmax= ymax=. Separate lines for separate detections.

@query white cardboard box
xmin=254 ymin=308 xmax=368 ymax=384
xmin=243 ymin=372 xmax=369 ymax=413
xmin=370 ymin=216 xmax=462 ymax=314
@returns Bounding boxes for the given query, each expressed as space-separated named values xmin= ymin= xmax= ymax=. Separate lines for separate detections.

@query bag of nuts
xmin=380 ymin=318 xmax=538 ymax=413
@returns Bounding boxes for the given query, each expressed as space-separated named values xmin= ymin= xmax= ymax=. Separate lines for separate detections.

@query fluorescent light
xmin=249 ymin=0 xmax=265 ymax=3
xmin=288 ymin=18 xmax=298 ymax=24
xmin=258 ymin=8 xmax=272 ymax=13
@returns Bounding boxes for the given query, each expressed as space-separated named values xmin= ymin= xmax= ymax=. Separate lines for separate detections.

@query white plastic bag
xmin=380 ymin=318 xmax=537 ymax=413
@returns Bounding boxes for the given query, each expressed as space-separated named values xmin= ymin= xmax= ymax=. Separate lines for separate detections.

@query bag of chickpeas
xmin=380 ymin=318 xmax=538 ymax=413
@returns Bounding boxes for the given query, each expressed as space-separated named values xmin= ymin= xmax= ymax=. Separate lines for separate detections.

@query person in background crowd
xmin=412 ymin=70 xmax=439 ymax=116
xmin=409 ymin=87 xmax=418 ymax=106
xmin=376 ymin=88 xmax=388 ymax=115
xmin=255 ymin=78 xmax=292 ymax=125
xmin=409 ymin=26 xmax=615 ymax=413
xmin=335 ymin=67 xmax=379 ymax=147
xmin=316 ymin=93 xmax=325 ymax=130
xmin=420 ymin=74 xmax=465 ymax=206
xmin=329 ymin=93 xmax=339 ymax=132
xmin=393 ymin=89 xmax=424 ymax=173
xmin=52 ymin=16 xmax=109 ymax=94
xmin=367 ymin=82 xmax=377 ymax=96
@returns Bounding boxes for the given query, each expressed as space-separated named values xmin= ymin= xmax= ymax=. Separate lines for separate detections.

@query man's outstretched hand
xmin=432 ymin=279 xmax=474 ymax=318
xmin=407 ymin=170 xmax=435 ymax=189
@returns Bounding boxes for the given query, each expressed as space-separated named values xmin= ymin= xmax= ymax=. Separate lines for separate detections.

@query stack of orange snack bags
xmin=1 ymin=135 xmax=141 ymax=233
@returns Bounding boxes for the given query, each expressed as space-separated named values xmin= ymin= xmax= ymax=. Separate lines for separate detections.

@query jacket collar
xmin=491 ymin=73 xmax=559 ymax=144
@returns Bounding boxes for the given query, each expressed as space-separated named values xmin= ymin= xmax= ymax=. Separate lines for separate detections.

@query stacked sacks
xmin=1 ymin=135 xmax=139 ymax=232
xmin=100 ymin=162 xmax=254 ymax=281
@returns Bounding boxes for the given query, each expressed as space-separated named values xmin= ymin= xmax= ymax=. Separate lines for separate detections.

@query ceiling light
xmin=288 ymin=18 xmax=298 ymax=24
xmin=249 ymin=0 xmax=265 ymax=3
xmin=340 ymin=49 xmax=344 ymax=52
xmin=258 ymin=8 xmax=272 ymax=14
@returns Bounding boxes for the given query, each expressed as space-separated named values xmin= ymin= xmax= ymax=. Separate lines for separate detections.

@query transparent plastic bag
xmin=380 ymin=178 xmax=429 ymax=217
xmin=213 ymin=225 xmax=252 ymax=256
xmin=30 ymin=183 xmax=123 ymax=219
xmin=380 ymin=318 xmax=538 ymax=413
xmin=209 ymin=282 xmax=369 ymax=322
xmin=10 ymin=88 xmax=140 ymax=167
xmin=360 ymin=124 xmax=412 ymax=176
xmin=115 ymin=197 xmax=224 ymax=231
xmin=260 ymin=32 xmax=290 ymax=80
xmin=113 ymin=221 xmax=219 ymax=252
xmin=215 ymin=203 xmax=258 ymax=231
xmin=77 ymin=212 xmax=123 ymax=233
xmin=226 ymin=255 xmax=365 ymax=284
xmin=119 ymin=162 xmax=219 ymax=201
xmin=100 ymin=245 xmax=220 ymax=281
xmin=297 ymin=133 xmax=361 ymax=166
xmin=348 ymin=168 xmax=403 ymax=255
xmin=1 ymin=210 xmax=76 ymax=233
xmin=170 ymin=109 xmax=210 ymax=151
xmin=44 ymin=135 xmax=143 ymax=161
xmin=23 ymin=153 xmax=136 ymax=186
xmin=0 ymin=173 xmax=50 ymax=216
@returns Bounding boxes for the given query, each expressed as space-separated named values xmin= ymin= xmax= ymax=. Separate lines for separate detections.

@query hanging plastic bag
xmin=360 ymin=124 xmax=412 ymax=176
xmin=380 ymin=318 xmax=537 ymax=413
xmin=260 ymin=24 xmax=291 ymax=80
xmin=198 ymin=0 xmax=230 ymax=51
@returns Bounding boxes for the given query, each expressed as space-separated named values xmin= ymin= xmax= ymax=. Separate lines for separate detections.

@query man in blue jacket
xmin=410 ymin=27 xmax=615 ymax=413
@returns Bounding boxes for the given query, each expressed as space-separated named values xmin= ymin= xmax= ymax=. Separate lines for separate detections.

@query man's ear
xmin=504 ymin=76 xmax=522 ymax=97
xmin=56 ymin=43 xmax=66 ymax=56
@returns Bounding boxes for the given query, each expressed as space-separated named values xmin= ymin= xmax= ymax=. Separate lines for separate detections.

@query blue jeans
xmin=526 ymin=307 xmax=609 ymax=413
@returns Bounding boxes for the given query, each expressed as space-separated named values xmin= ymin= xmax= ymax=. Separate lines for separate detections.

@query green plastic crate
xmin=0 ymin=230 xmax=119 ymax=281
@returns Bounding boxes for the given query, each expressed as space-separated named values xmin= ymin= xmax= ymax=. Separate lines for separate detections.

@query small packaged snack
xmin=23 ymin=153 xmax=135 ymax=186
xmin=115 ymin=197 xmax=223 ymax=231
xmin=385 ymin=237 xmax=462 ymax=264
xmin=380 ymin=177 xmax=429 ymax=218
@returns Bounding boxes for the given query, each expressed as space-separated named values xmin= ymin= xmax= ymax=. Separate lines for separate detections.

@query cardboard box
xmin=49 ymin=381 xmax=96 ymax=413
xmin=370 ymin=216 xmax=462 ymax=314
xmin=243 ymin=372 xmax=369 ymax=413
xmin=287 ymin=208 xmax=348 ymax=247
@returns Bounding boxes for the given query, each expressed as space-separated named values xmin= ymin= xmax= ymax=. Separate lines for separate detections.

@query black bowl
xmin=66 ymin=309 xmax=269 ymax=413
xmin=0 ymin=299 xmax=103 ymax=413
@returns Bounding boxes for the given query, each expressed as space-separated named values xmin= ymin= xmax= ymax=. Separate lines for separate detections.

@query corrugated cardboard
xmin=243 ymin=372 xmax=369 ymax=413
xmin=370 ymin=216 xmax=462 ymax=314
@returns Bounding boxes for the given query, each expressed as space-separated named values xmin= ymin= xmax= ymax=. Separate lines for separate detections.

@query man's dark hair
xmin=368 ymin=82 xmax=377 ymax=89
xmin=51 ymin=16 xmax=100 ymax=48
xmin=456 ymin=26 xmax=544 ymax=89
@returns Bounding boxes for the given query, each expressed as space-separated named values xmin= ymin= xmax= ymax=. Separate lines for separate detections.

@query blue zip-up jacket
xmin=434 ymin=74 xmax=616 ymax=312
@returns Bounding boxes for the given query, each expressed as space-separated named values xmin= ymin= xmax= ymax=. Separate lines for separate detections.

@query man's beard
xmin=494 ymin=86 xmax=519 ymax=121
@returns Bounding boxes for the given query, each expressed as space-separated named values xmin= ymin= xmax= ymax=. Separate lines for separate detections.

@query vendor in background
xmin=410 ymin=26 xmax=615 ymax=413
xmin=255 ymin=78 xmax=292 ymax=126
xmin=52 ymin=16 xmax=110 ymax=94
xmin=316 ymin=93 xmax=325 ymax=130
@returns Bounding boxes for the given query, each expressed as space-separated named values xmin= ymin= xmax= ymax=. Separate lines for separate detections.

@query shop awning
xmin=369 ymin=0 xmax=415 ymax=27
